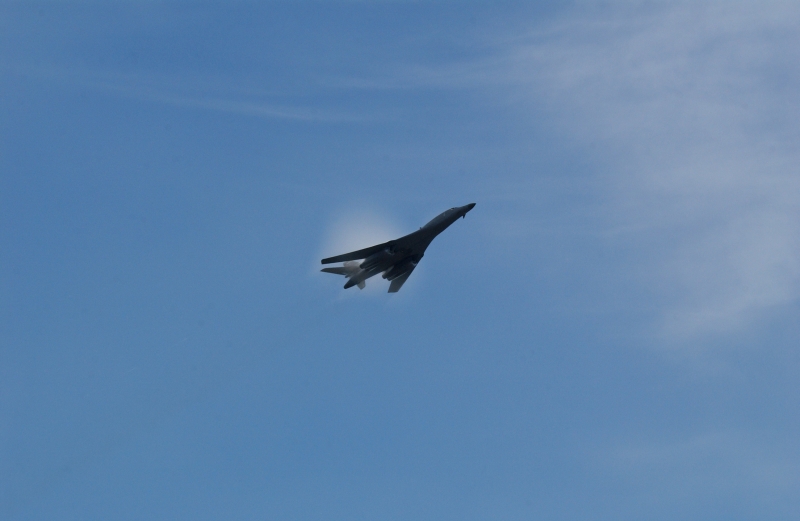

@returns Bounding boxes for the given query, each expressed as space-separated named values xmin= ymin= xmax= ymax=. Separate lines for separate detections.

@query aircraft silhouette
xmin=321 ymin=203 xmax=475 ymax=292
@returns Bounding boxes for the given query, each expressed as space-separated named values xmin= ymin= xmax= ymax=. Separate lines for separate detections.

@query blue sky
xmin=2 ymin=3 xmax=799 ymax=520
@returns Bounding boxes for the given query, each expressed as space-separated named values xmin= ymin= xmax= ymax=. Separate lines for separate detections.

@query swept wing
xmin=321 ymin=240 xmax=397 ymax=264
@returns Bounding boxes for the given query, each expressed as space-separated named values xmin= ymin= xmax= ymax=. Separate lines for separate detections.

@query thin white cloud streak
xmin=146 ymin=93 xmax=368 ymax=123
xmin=380 ymin=3 xmax=800 ymax=341
xmin=7 ymin=63 xmax=369 ymax=123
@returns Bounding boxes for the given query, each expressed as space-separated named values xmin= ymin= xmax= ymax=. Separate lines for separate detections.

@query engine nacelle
xmin=360 ymin=246 xmax=396 ymax=271
xmin=382 ymin=254 xmax=421 ymax=280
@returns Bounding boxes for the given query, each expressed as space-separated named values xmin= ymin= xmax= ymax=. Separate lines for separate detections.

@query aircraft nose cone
xmin=459 ymin=203 xmax=476 ymax=219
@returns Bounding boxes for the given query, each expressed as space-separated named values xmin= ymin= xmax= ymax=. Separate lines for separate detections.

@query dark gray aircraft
xmin=321 ymin=203 xmax=476 ymax=292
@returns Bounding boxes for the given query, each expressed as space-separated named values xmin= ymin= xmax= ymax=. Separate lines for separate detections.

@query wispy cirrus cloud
xmin=6 ymin=63 xmax=370 ymax=123
xmin=374 ymin=3 xmax=800 ymax=342
xmin=515 ymin=4 xmax=800 ymax=341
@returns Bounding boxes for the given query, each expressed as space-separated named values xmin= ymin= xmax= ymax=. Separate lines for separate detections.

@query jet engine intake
xmin=383 ymin=254 xmax=422 ymax=281
xmin=360 ymin=247 xmax=396 ymax=271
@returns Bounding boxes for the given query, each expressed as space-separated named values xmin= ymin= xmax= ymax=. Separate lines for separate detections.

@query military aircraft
xmin=321 ymin=203 xmax=476 ymax=292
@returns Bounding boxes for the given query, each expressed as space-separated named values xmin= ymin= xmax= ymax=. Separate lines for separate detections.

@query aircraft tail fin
xmin=388 ymin=267 xmax=415 ymax=293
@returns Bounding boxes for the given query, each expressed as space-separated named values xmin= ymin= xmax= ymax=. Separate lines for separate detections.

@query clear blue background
xmin=3 ymin=3 xmax=799 ymax=520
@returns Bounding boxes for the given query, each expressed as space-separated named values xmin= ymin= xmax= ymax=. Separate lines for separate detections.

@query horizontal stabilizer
xmin=321 ymin=267 xmax=350 ymax=275
xmin=321 ymin=261 xmax=365 ymax=289
xmin=343 ymin=278 xmax=367 ymax=290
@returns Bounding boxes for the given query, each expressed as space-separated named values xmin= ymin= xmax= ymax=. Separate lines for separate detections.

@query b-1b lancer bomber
xmin=321 ymin=203 xmax=476 ymax=293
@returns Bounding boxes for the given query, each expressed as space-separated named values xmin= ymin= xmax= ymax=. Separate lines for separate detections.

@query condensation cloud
xmin=317 ymin=208 xmax=405 ymax=294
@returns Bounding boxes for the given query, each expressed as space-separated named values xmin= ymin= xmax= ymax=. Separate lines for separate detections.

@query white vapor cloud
xmin=317 ymin=208 xmax=405 ymax=295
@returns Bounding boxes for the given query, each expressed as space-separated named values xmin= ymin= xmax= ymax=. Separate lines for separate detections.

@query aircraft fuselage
xmin=321 ymin=203 xmax=475 ymax=292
